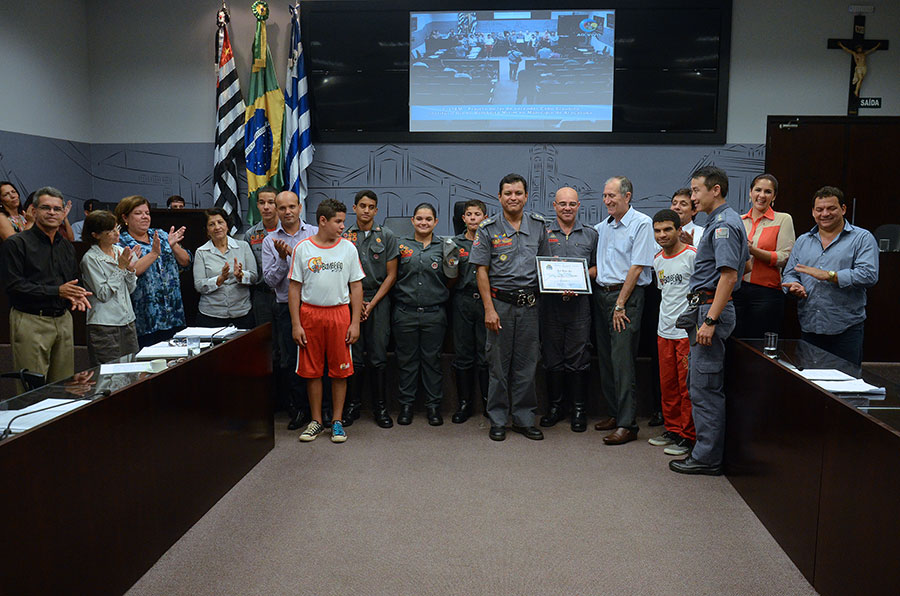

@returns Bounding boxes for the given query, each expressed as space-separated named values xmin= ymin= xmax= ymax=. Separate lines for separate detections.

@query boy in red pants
xmin=649 ymin=209 xmax=697 ymax=456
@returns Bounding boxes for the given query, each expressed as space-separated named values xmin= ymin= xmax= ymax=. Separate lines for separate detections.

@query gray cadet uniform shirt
xmin=343 ymin=224 xmax=399 ymax=300
xmin=453 ymin=232 xmax=478 ymax=294
xmin=545 ymin=220 xmax=598 ymax=270
xmin=469 ymin=212 xmax=550 ymax=289
xmin=690 ymin=203 xmax=749 ymax=293
xmin=394 ymin=236 xmax=456 ymax=306
xmin=241 ymin=221 xmax=275 ymax=291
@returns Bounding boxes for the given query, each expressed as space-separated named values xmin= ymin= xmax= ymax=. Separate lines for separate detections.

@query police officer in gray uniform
xmin=540 ymin=187 xmax=598 ymax=432
xmin=450 ymin=199 xmax=489 ymax=423
xmin=670 ymin=166 xmax=748 ymax=476
xmin=393 ymin=202 xmax=458 ymax=426
xmin=342 ymin=190 xmax=398 ymax=428
xmin=470 ymin=173 xmax=550 ymax=441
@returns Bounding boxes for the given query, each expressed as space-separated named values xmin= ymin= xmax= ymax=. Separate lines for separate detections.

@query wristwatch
xmin=704 ymin=316 xmax=719 ymax=326
xmin=614 ymin=304 xmax=625 ymax=312
xmin=828 ymin=270 xmax=837 ymax=282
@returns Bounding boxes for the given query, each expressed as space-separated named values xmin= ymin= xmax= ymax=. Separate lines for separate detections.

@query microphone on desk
xmin=776 ymin=350 xmax=803 ymax=371
xmin=209 ymin=325 xmax=236 ymax=345
xmin=0 ymin=389 xmax=111 ymax=441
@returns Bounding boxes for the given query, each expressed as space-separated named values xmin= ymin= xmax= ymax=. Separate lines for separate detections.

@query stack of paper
xmin=174 ymin=327 xmax=241 ymax=340
xmin=796 ymin=369 xmax=855 ymax=382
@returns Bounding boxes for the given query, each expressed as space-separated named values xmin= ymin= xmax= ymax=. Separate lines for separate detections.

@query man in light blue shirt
xmin=592 ymin=176 xmax=656 ymax=445
xmin=782 ymin=186 xmax=879 ymax=366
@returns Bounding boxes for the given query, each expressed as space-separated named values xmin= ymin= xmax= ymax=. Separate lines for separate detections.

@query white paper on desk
xmin=0 ymin=398 xmax=88 ymax=432
xmin=100 ymin=362 xmax=156 ymax=374
xmin=796 ymin=369 xmax=856 ymax=382
xmin=812 ymin=379 xmax=887 ymax=395
xmin=135 ymin=345 xmax=188 ymax=360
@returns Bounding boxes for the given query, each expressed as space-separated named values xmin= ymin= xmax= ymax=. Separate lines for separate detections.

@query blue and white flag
xmin=283 ymin=3 xmax=314 ymax=207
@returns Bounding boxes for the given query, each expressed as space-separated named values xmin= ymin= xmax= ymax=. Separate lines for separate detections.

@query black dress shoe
xmin=511 ymin=425 xmax=544 ymax=441
xmin=489 ymin=426 xmax=506 ymax=441
xmin=669 ymin=456 xmax=722 ymax=476
xmin=648 ymin=411 xmax=664 ymax=427
xmin=426 ymin=407 xmax=443 ymax=426
xmin=373 ymin=409 xmax=393 ymax=429
xmin=287 ymin=410 xmax=310 ymax=431
xmin=539 ymin=406 xmax=565 ymax=428
xmin=397 ymin=405 xmax=413 ymax=426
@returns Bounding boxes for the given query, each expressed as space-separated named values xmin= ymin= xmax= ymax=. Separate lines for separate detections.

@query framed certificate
xmin=536 ymin=257 xmax=592 ymax=294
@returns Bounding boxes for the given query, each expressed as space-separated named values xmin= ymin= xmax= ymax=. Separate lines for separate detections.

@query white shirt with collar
xmin=193 ymin=236 xmax=258 ymax=318
xmin=593 ymin=206 xmax=655 ymax=287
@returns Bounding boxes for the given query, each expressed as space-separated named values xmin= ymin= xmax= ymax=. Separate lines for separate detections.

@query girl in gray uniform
xmin=393 ymin=203 xmax=458 ymax=426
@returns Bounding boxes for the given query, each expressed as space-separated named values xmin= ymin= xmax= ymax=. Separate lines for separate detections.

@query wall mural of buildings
xmin=1 ymin=130 xmax=765 ymax=234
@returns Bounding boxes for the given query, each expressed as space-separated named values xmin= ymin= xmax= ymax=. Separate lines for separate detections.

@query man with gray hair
xmin=1 ymin=187 xmax=91 ymax=391
xmin=591 ymin=176 xmax=656 ymax=445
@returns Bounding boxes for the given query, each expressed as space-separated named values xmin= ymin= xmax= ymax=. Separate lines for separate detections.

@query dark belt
xmin=15 ymin=305 xmax=67 ymax=317
xmin=687 ymin=290 xmax=733 ymax=307
xmin=596 ymin=283 xmax=623 ymax=293
xmin=491 ymin=288 xmax=537 ymax=307
xmin=397 ymin=303 xmax=442 ymax=313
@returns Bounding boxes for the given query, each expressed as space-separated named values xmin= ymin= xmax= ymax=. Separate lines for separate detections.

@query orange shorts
xmin=295 ymin=303 xmax=354 ymax=379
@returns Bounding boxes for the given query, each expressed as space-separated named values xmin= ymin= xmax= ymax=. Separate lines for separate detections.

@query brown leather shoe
xmin=593 ymin=416 xmax=617 ymax=431
xmin=603 ymin=427 xmax=637 ymax=445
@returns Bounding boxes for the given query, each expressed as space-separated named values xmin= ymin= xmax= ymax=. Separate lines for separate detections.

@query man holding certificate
xmin=470 ymin=173 xmax=550 ymax=442
xmin=592 ymin=176 xmax=656 ymax=445
xmin=539 ymin=187 xmax=598 ymax=433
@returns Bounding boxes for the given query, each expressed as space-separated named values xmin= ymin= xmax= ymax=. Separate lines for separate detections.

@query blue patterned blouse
xmin=118 ymin=228 xmax=189 ymax=337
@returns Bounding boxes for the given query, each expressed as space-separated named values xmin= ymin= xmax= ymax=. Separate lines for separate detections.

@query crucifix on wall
xmin=827 ymin=15 xmax=889 ymax=116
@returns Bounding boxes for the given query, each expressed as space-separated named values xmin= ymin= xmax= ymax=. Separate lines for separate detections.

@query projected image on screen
xmin=409 ymin=10 xmax=614 ymax=133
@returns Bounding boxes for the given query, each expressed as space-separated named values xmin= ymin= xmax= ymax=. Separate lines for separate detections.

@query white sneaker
xmin=299 ymin=421 xmax=325 ymax=442
xmin=664 ymin=436 xmax=692 ymax=456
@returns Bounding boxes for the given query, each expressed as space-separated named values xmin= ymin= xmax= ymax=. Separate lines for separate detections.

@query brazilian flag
xmin=244 ymin=1 xmax=284 ymax=225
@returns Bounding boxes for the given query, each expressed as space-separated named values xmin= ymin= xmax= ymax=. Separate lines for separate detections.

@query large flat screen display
xmin=409 ymin=10 xmax=615 ymax=132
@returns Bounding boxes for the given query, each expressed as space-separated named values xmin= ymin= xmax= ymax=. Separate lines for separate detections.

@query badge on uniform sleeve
xmin=432 ymin=261 xmax=439 ymax=269
xmin=499 ymin=254 xmax=508 ymax=261
xmin=715 ymin=227 xmax=729 ymax=239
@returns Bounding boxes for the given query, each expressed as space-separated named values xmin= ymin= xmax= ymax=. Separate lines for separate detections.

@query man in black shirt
xmin=1 ymin=187 xmax=91 ymax=391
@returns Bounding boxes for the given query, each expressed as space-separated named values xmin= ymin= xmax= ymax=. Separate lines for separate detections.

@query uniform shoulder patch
xmin=529 ymin=212 xmax=546 ymax=222
xmin=714 ymin=227 xmax=729 ymax=239
xmin=479 ymin=218 xmax=494 ymax=227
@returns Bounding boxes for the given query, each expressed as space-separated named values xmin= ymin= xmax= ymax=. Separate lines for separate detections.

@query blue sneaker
xmin=331 ymin=420 xmax=347 ymax=443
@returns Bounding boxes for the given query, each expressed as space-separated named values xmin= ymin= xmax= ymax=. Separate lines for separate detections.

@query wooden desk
xmin=0 ymin=326 xmax=273 ymax=595
xmin=724 ymin=339 xmax=900 ymax=595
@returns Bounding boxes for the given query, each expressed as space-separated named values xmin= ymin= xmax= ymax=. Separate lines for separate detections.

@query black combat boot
xmin=478 ymin=365 xmax=490 ymax=418
xmin=570 ymin=370 xmax=589 ymax=432
xmin=540 ymin=370 xmax=567 ymax=427
xmin=371 ymin=367 xmax=393 ymax=428
xmin=452 ymin=367 xmax=474 ymax=423
xmin=343 ymin=368 xmax=364 ymax=426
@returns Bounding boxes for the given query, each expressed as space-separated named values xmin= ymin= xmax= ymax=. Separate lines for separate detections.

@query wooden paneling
xmin=725 ymin=338 xmax=900 ymax=595
xmin=0 ymin=326 xmax=273 ymax=595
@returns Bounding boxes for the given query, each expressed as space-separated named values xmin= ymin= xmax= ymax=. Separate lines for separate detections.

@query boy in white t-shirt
xmin=649 ymin=209 xmax=697 ymax=456
xmin=289 ymin=199 xmax=365 ymax=443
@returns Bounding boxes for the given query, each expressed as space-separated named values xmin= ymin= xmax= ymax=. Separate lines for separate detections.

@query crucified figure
xmin=838 ymin=41 xmax=881 ymax=97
